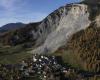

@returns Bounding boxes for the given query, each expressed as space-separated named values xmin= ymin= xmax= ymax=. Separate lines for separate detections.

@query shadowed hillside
xmin=0 ymin=23 xmax=25 ymax=33
xmin=0 ymin=22 xmax=41 ymax=46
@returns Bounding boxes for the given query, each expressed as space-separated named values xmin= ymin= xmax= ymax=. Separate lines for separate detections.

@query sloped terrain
xmin=31 ymin=3 xmax=91 ymax=54
xmin=0 ymin=22 xmax=40 ymax=45
xmin=67 ymin=26 xmax=100 ymax=73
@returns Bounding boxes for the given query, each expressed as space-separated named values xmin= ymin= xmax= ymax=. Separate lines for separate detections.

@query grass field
xmin=52 ymin=48 xmax=83 ymax=70
xmin=0 ymin=44 xmax=33 ymax=64
xmin=0 ymin=43 xmax=83 ymax=69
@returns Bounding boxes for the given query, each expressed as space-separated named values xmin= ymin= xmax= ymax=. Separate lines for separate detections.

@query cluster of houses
xmin=0 ymin=54 xmax=94 ymax=80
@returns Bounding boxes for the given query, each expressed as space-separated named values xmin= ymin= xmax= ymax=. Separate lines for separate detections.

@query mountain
xmin=0 ymin=22 xmax=41 ymax=45
xmin=0 ymin=0 xmax=99 ymax=74
xmin=0 ymin=23 xmax=26 ymax=33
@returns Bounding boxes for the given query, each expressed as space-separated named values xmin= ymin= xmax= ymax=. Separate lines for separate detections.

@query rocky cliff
xmin=31 ymin=1 xmax=100 ymax=73
xmin=31 ymin=3 xmax=91 ymax=54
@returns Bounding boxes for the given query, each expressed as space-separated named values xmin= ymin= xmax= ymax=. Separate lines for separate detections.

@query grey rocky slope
xmin=30 ymin=4 xmax=88 ymax=54
xmin=30 ymin=1 xmax=100 ymax=54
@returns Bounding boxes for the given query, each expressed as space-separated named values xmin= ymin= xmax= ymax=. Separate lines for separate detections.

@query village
xmin=0 ymin=54 xmax=97 ymax=80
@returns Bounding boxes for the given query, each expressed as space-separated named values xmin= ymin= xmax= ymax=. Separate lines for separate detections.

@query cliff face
xmin=31 ymin=4 xmax=91 ymax=54
xmin=32 ymin=2 xmax=100 ymax=54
